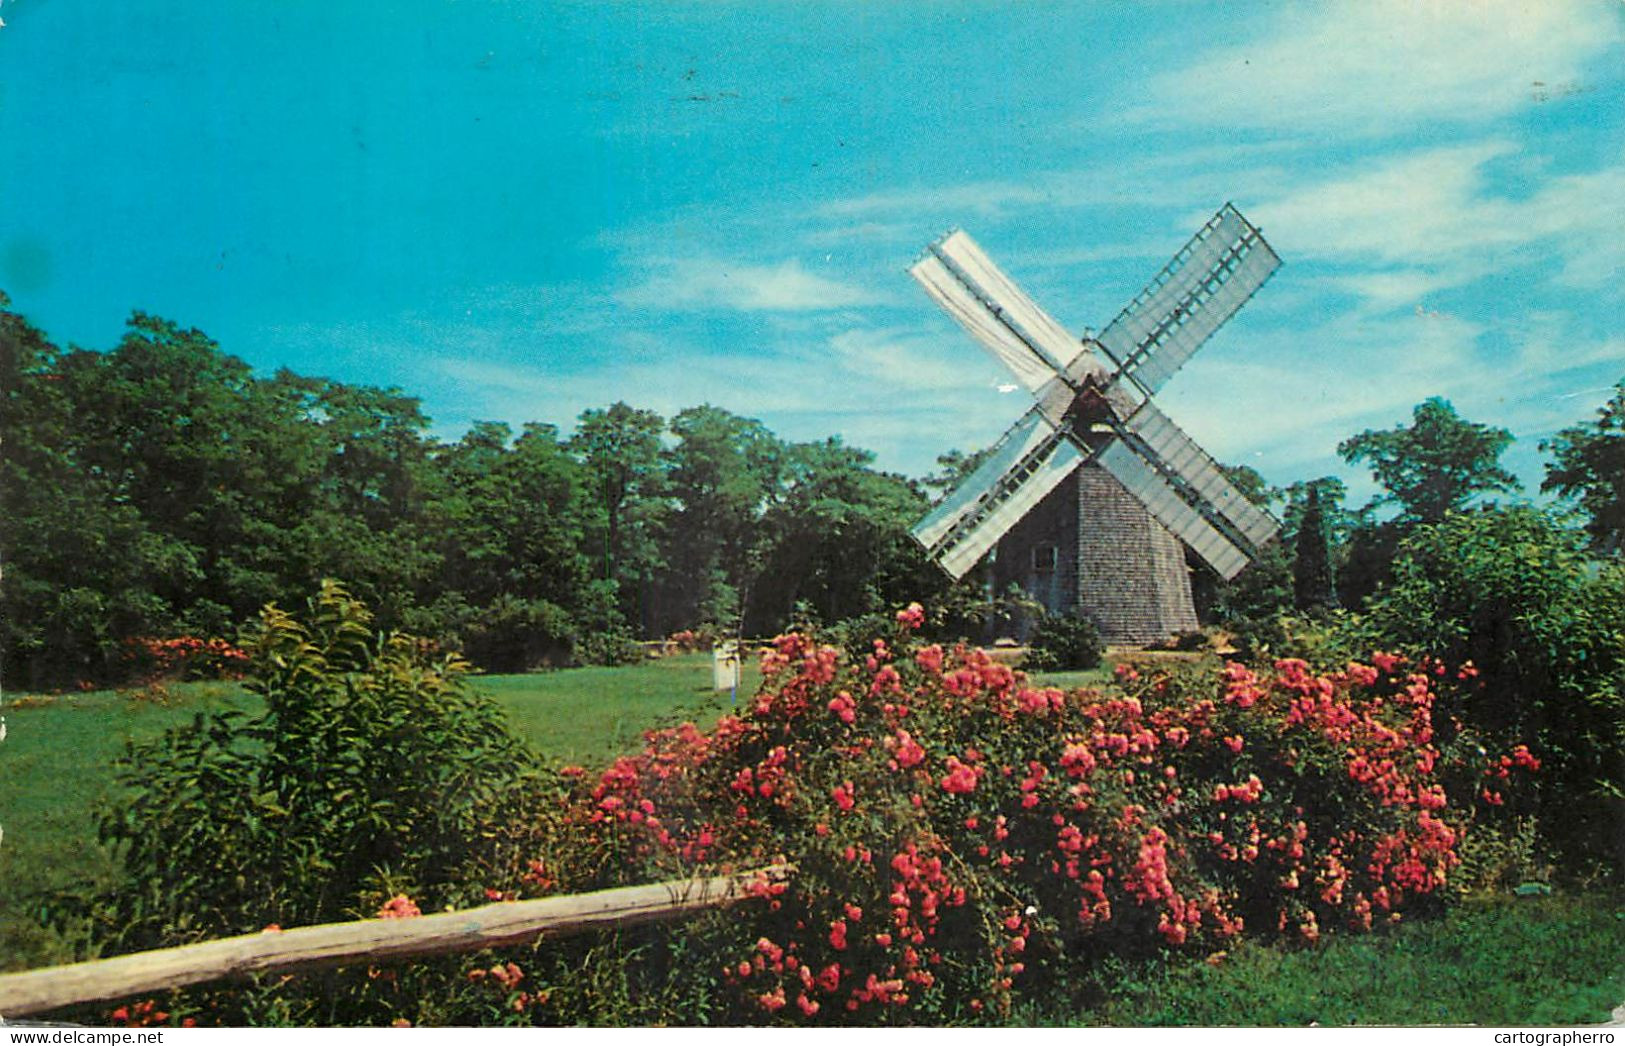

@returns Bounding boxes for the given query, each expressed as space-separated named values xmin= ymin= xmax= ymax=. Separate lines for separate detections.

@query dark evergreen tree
xmin=1292 ymin=484 xmax=1338 ymax=613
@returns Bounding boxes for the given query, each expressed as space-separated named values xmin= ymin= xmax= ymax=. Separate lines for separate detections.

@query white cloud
xmin=1157 ymin=306 xmax=1624 ymax=499
xmin=1251 ymin=141 xmax=1625 ymax=308
xmin=800 ymin=221 xmax=917 ymax=249
xmin=1255 ymin=141 xmax=1521 ymax=263
xmin=826 ymin=326 xmax=990 ymax=393
xmin=1314 ymin=269 xmax=1466 ymax=317
xmin=1130 ymin=0 xmax=1620 ymax=134
xmin=617 ymin=256 xmax=895 ymax=312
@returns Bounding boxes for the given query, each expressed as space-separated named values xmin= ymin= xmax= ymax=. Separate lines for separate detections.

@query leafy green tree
xmin=1 ymin=310 xmax=217 ymax=682
xmin=277 ymin=374 xmax=441 ymax=623
xmin=427 ymin=422 xmax=592 ymax=668
xmin=659 ymin=405 xmax=785 ymax=633
xmin=749 ymin=438 xmax=934 ymax=633
xmin=1337 ymin=399 xmax=1521 ymax=605
xmin=1338 ymin=398 xmax=1520 ymax=524
xmin=568 ymin=403 xmax=668 ymax=634
xmin=1542 ymin=381 xmax=1625 ymax=556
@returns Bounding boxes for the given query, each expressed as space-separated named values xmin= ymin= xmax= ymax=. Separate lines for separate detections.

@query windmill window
xmin=1033 ymin=544 xmax=1059 ymax=573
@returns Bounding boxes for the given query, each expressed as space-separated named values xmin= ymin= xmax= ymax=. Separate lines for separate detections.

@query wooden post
xmin=0 ymin=865 xmax=791 ymax=1020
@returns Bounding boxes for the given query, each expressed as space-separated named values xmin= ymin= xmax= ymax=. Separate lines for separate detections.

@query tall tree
xmin=1541 ymin=381 xmax=1625 ymax=555
xmin=750 ymin=438 xmax=933 ymax=633
xmin=1338 ymin=397 xmax=1520 ymax=523
xmin=569 ymin=403 xmax=667 ymax=632
xmin=660 ymin=405 xmax=785 ymax=632
xmin=1292 ymin=484 xmax=1338 ymax=612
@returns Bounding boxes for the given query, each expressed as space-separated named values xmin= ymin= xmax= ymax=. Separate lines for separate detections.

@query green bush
xmin=573 ymin=625 xmax=645 ymax=667
xmin=82 ymin=580 xmax=559 ymax=954
xmin=461 ymin=594 xmax=575 ymax=672
xmin=1350 ymin=507 xmax=1625 ymax=867
xmin=1023 ymin=612 xmax=1103 ymax=672
xmin=1225 ymin=612 xmax=1358 ymax=665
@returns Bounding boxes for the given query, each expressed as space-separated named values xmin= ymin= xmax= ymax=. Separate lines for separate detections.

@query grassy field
xmin=477 ymin=651 xmax=761 ymax=765
xmin=0 ymin=682 xmax=259 ymax=970
xmin=1066 ymin=892 xmax=1625 ymax=1027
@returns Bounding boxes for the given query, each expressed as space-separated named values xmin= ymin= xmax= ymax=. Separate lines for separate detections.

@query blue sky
xmin=2 ymin=1 xmax=1621 ymax=504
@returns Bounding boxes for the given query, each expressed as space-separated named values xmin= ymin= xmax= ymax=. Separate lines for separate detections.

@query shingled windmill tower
xmin=910 ymin=205 xmax=1282 ymax=645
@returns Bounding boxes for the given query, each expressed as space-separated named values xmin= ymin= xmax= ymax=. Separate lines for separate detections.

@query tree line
xmin=0 ymin=300 xmax=942 ymax=687
xmin=3 ymin=293 xmax=1621 ymax=688
xmin=1212 ymin=392 xmax=1625 ymax=641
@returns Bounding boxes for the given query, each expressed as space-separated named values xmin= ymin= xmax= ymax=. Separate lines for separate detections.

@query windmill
xmin=910 ymin=204 xmax=1282 ymax=644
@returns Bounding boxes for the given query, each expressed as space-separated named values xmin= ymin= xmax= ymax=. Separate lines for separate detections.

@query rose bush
xmin=121 ymin=634 xmax=250 ymax=683
xmin=527 ymin=604 xmax=1535 ymax=1024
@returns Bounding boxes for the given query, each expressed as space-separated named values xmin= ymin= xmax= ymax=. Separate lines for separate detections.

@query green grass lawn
xmin=0 ymin=654 xmax=753 ymax=969
xmin=0 ymin=682 xmax=259 ymax=970
xmin=477 ymin=651 xmax=761 ymax=765
xmin=1063 ymin=892 xmax=1625 ymax=1027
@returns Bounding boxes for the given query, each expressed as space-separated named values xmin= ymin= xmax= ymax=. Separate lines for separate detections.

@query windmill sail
xmin=911 ymin=230 xmax=1110 ymax=395
xmin=1096 ymin=204 xmax=1280 ymax=396
xmin=1094 ymin=440 xmax=1253 ymax=580
xmin=912 ymin=407 xmax=1056 ymax=551
xmin=923 ymin=432 xmax=1085 ymax=574
xmin=1120 ymin=400 xmax=1279 ymax=551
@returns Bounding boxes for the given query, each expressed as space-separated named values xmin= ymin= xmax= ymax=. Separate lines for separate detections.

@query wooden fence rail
xmin=0 ymin=865 xmax=792 ymax=1020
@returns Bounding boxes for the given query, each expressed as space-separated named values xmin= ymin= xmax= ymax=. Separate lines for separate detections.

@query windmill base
xmin=991 ymin=462 xmax=1199 ymax=646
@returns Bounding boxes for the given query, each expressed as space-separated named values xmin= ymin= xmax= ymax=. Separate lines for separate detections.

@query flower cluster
xmin=377 ymin=894 xmax=422 ymax=919
xmin=541 ymin=607 xmax=1531 ymax=1024
xmin=123 ymin=634 xmax=249 ymax=682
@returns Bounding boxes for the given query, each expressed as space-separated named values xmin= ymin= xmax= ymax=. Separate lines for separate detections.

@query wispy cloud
xmin=1246 ymin=141 xmax=1625 ymax=320
xmin=617 ymin=256 xmax=896 ymax=312
xmin=1258 ymin=143 xmax=1623 ymax=263
xmin=422 ymin=318 xmax=1021 ymax=475
xmin=1158 ymin=305 xmax=1623 ymax=499
xmin=1128 ymin=0 xmax=1619 ymax=135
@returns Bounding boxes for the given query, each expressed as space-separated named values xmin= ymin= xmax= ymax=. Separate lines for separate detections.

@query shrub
xmin=120 ymin=634 xmax=250 ymax=683
xmin=526 ymin=604 xmax=1527 ymax=1025
xmin=1022 ymin=612 xmax=1104 ymax=672
xmin=1225 ymin=612 xmax=1359 ymax=665
xmin=573 ymin=625 xmax=644 ymax=667
xmin=1350 ymin=507 xmax=1624 ymax=866
xmin=461 ymin=594 xmax=575 ymax=672
xmin=82 ymin=580 xmax=559 ymax=954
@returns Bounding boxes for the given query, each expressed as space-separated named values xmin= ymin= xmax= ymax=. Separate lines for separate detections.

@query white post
xmin=712 ymin=640 xmax=740 ymax=693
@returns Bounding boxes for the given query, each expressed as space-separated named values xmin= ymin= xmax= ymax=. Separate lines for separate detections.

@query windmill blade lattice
xmin=913 ymin=407 xmax=1085 ymax=579
xmin=908 ymin=203 xmax=1283 ymax=620
xmin=1095 ymin=204 xmax=1281 ymax=397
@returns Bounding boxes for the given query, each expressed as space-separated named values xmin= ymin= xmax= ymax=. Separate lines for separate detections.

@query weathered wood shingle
xmin=992 ymin=462 xmax=1198 ymax=645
